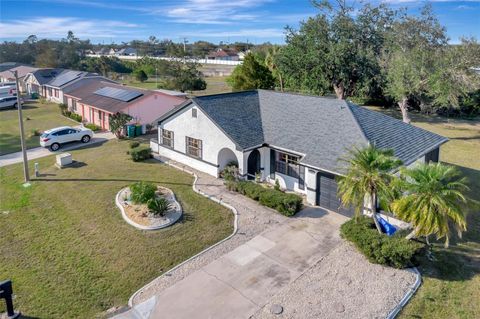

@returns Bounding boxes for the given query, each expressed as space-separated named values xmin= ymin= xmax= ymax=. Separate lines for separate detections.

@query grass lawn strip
xmin=0 ymin=139 xmax=233 ymax=318
xmin=0 ymin=101 xmax=74 ymax=155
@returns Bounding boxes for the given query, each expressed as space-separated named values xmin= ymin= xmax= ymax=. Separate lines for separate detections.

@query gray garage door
xmin=316 ymin=172 xmax=354 ymax=217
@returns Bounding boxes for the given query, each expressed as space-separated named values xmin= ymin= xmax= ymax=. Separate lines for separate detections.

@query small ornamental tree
xmin=109 ymin=112 xmax=132 ymax=138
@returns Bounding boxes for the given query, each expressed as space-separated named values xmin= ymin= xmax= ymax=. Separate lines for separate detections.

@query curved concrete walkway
xmin=113 ymin=157 xmax=417 ymax=319
xmin=113 ymin=158 xmax=348 ymax=319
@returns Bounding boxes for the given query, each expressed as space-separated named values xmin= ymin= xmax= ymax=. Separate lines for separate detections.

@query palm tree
xmin=391 ymin=163 xmax=469 ymax=247
xmin=337 ymin=145 xmax=402 ymax=233
xmin=264 ymin=46 xmax=284 ymax=92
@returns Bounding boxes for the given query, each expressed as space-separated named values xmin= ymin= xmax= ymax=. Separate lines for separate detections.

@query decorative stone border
xmin=386 ymin=267 xmax=422 ymax=319
xmin=115 ymin=186 xmax=183 ymax=231
xmin=127 ymin=158 xmax=239 ymax=307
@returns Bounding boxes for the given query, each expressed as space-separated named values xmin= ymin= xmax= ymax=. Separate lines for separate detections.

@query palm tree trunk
xmin=406 ymin=229 xmax=416 ymax=240
xmin=371 ymin=193 xmax=382 ymax=234
xmin=398 ymin=97 xmax=411 ymax=124
xmin=278 ymin=73 xmax=284 ymax=92
xmin=333 ymin=82 xmax=345 ymax=100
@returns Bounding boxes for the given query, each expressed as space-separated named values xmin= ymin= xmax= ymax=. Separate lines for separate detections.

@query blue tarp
xmin=377 ymin=216 xmax=397 ymax=236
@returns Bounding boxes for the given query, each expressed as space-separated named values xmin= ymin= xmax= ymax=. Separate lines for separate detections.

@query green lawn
xmin=0 ymin=101 xmax=75 ymax=155
xmin=0 ymin=139 xmax=233 ymax=318
xmin=124 ymin=75 xmax=231 ymax=96
xmin=367 ymin=107 xmax=480 ymax=319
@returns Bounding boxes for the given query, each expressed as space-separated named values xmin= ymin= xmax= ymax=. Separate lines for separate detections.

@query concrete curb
xmin=386 ymin=267 xmax=422 ymax=319
xmin=127 ymin=159 xmax=239 ymax=307
xmin=115 ymin=187 xmax=183 ymax=231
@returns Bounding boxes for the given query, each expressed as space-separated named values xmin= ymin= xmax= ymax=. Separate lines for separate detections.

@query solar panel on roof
xmin=50 ymin=72 xmax=83 ymax=87
xmin=94 ymin=86 xmax=143 ymax=102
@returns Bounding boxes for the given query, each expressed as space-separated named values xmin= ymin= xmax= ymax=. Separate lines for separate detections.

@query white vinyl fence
xmin=86 ymin=54 xmax=242 ymax=66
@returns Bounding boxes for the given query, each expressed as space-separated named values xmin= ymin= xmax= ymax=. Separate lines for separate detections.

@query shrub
xmin=30 ymin=128 xmax=41 ymax=137
xmin=58 ymin=103 xmax=68 ymax=115
xmin=274 ymin=179 xmax=281 ymax=191
xmin=232 ymin=181 xmax=303 ymax=216
xmin=130 ymin=181 xmax=156 ymax=204
xmin=340 ymin=217 xmax=423 ymax=268
xmin=147 ymin=197 xmax=171 ymax=216
xmin=85 ymin=123 xmax=101 ymax=132
xmin=129 ymin=141 xmax=140 ymax=149
xmin=69 ymin=113 xmax=82 ymax=122
xmin=130 ymin=146 xmax=152 ymax=162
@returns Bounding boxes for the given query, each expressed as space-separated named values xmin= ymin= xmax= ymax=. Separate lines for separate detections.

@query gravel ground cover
xmin=253 ymin=242 xmax=417 ymax=319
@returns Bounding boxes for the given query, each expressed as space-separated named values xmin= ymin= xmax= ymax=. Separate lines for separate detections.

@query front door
xmin=247 ymin=150 xmax=261 ymax=180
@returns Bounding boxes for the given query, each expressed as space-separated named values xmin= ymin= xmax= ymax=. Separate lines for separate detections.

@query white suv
xmin=40 ymin=126 xmax=93 ymax=151
xmin=0 ymin=96 xmax=22 ymax=109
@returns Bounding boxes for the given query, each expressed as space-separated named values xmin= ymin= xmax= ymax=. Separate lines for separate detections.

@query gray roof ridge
xmin=194 ymin=89 xmax=258 ymax=100
xmin=345 ymin=101 xmax=370 ymax=145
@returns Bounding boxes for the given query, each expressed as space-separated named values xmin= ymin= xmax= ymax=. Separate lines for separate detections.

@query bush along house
xmin=151 ymin=90 xmax=448 ymax=216
xmin=64 ymin=80 xmax=185 ymax=132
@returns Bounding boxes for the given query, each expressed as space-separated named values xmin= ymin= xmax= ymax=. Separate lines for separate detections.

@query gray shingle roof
xmin=348 ymin=103 xmax=448 ymax=166
xmin=191 ymin=91 xmax=264 ymax=149
xmin=165 ymin=90 xmax=448 ymax=174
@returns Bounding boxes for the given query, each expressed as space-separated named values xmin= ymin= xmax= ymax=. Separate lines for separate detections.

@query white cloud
xmin=0 ymin=17 xmax=143 ymax=39
xmin=158 ymin=0 xmax=272 ymax=24
xmin=180 ymin=28 xmax=285 ymax=38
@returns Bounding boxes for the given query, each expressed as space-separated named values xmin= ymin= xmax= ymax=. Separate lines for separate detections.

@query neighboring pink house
xmin=64 ymin=80 xmax=185 ymax=132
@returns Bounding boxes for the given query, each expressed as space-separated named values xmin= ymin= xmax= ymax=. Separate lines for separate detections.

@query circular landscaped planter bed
xmin=116 ymin=185 xmax=182 ymax=230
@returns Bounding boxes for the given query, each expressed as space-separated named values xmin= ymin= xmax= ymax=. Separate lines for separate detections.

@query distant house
xmin=0 ymin=65 xmax=38 ymax=92
xmin=0 ymin=62 xmax=27 ymax=73
xmin=116 ymin=47 xmax=137 ymax=56
xmin=64 ymin=81 xmax=185 ymax=131
xmin=152 ymin=90 xmax=448 ymax=216
xmin=42 ymin=70 xmax=102 ymax=104
xmin=95 ymin=48 xmax=110 ymax=55
xmin=206 ymin=48 xmax=239 ymax=61
xmin=24 ymin=68 xmax=63 ymax=96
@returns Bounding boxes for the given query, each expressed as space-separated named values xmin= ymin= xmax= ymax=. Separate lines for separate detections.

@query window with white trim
xmin=161 ymin=129 xmax=174 ymax=148
xmin=186 ymin=136 xmax=202 ymax=158
xmin=275 ymin=152 xmax=300 ymax=178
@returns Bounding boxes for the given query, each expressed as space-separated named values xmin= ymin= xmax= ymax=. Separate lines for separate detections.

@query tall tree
xmin=337 ymin=145 xmax=402 ymax=233
xmin=264 ymin=45 xmax=284 ymax=91
xmin=383 ymin=5 xmax=448 ymax=123
xmin=227 ymin=53 xmax=274 ymax=90
xmin=392 ymin=163 xmax=469 ymax=247
xmin=277 ymin=1 xmax=394 ymax=99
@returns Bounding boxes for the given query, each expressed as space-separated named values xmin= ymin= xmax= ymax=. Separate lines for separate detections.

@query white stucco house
xmin=151 ymin=90 xmax=448 ymax=217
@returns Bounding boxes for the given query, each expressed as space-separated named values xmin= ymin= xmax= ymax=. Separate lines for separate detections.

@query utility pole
xmin=182 ymin=37 xmax=188 ymax=63
xmin=12 ymin=70 xmax=30 ymax=185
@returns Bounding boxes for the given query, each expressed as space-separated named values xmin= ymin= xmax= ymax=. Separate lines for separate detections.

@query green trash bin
xmin=31 ymin=92 xmax=39 ymax=99
xmin=127 ymin=125 xmax=136 ymax=138
xmin=135 ymin=125 xmax=142 ymax=136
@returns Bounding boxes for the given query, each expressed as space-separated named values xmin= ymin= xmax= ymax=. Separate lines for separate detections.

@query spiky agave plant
xmin=392 ymin=163 xmax=469 ymax=247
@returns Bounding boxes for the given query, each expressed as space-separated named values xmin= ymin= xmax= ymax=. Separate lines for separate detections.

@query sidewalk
xmin=0 ymin=131 xmax=115 ymax=167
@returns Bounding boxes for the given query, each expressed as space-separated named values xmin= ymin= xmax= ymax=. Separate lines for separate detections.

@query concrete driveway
xmin=0 ymin=131 xmax=114 ymax=167
xmin=116 ymin=207 xmax=347 ymax=319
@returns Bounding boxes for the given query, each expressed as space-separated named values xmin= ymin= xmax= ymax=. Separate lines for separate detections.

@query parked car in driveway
xmin=0 ymin=96 xmax=22 ymax=109
xmin=40 ymin=126 xmax=93 ymax=151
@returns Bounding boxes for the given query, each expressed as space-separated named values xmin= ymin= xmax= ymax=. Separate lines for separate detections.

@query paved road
xmin=0 ymin=131 xmax=115 ymax=167
xmin=115 ymin=207 xmax=346 ymax=319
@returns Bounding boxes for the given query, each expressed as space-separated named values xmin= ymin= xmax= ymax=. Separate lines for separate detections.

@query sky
xmin=0 ymin=0 xmax=479 ymax=44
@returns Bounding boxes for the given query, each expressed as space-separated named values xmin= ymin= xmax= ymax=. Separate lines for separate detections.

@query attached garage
xmin=315 ymin=172 xmax=355 ymax=217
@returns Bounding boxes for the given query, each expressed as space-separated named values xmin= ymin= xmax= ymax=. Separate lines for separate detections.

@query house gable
xmin=160 ymin=102 xmax=243 ymax=174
